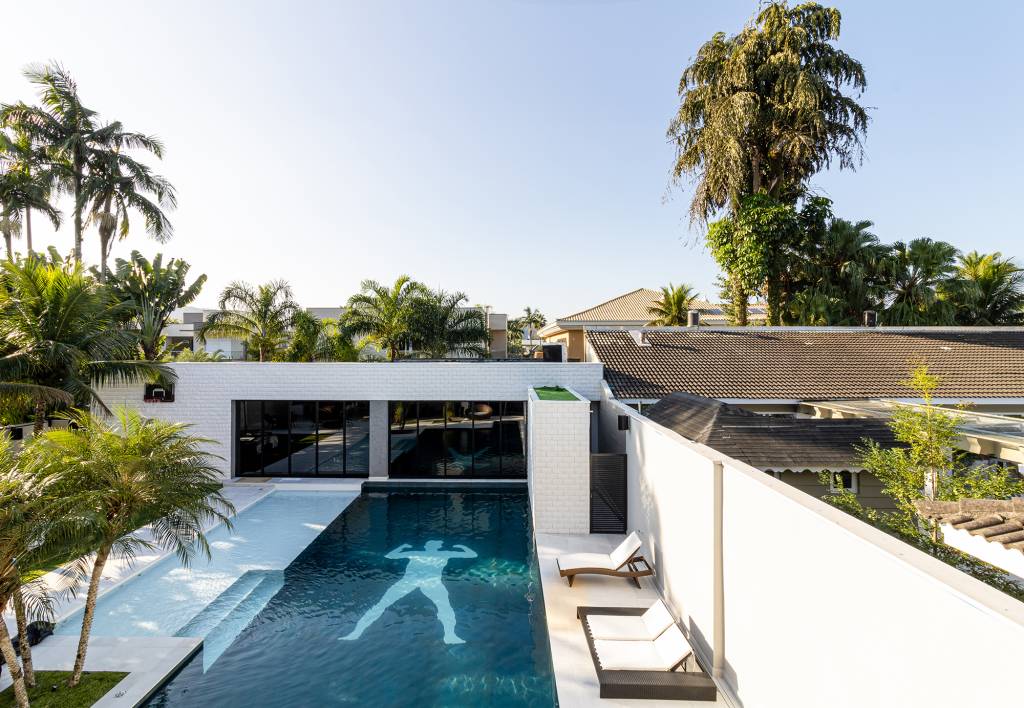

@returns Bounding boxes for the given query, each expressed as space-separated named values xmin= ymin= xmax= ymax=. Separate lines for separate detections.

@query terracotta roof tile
xmin=915 ymin=500 xmax=1024 ymax=553
xmin=588 ymin=328 xmax=1024 ymax=400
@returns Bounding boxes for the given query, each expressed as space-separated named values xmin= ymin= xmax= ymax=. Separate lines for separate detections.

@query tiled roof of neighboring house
xmin=556 ymin=288 xmax=766 ymax=326
xmin=915 ymin=499 xmax=1024 ymax=552
xmin=643 ymin=392 xmax=899 ymax=471
xmin=589 ymin=328 xmax=1024 ymax=401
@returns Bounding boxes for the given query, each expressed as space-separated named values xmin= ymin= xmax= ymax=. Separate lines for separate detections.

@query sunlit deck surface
xmin=535 ymin=533 xmax=725 ymax=707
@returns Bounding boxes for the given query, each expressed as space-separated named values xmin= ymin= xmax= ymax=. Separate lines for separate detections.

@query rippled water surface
xmin=146 ymin=488 xmax=556 ymax=707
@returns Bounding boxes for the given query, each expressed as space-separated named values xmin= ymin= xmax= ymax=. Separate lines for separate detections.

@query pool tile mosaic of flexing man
xmin=340 ymin=540 xmax=478 ymax=644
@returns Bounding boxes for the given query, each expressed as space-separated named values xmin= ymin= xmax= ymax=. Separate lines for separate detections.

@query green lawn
xmin=534 ymin=386 xmax=578 ymax=401
xmin=0 ymin=671 xmax=128 ymax=708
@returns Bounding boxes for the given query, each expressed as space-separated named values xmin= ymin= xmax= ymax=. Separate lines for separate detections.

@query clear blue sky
xmin=3 ymin=1 xmax=1022 ymax=321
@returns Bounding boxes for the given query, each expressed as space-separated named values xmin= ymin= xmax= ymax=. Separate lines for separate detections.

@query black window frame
xmin=387 ymin=400 xmax=527 ymax=479
xmin=233 ymin=400 xmax=369 ymax=478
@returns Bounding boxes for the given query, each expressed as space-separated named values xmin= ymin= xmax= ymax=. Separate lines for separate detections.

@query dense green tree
xmin=0 ymin=258 xmax=164 ymax=431
xmin=2 ymin=63 xmax=169 ymax=264
xmin=943 ymin=251 xmax=1024 ymax=325
xmin=408 ymin=290 xmax=489 ymax=359
xmin=706 ymin=194 xmax=801 ymax=324
xmin=103 ymin=251 xmax=206 ymax=360
xmin=881 ymin=238 xmax=959 ymax=325
xmin=342 ymin=276 xmax=427 ymax=361
xmin=669 ymin=2 xmax=867 ymax=323
xmin=786 ymin=216 xmax=889 ymax=324
xmin=199 ymin=280 xmax=298 ymax=362
xmin=646 ymin=283 xmax=700 ymax=326
xmin=284 ymin=310 xmax=361 ymax=362
xmin=19 ymin=408 xmax=234 ymax=687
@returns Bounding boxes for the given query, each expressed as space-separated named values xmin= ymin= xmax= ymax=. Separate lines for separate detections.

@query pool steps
xmin=175 ymin=569 xmax=286 ymax=671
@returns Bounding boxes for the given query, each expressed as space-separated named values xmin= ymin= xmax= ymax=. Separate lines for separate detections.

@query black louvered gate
xmin=590 ymin=453 xmax=627 ymax=533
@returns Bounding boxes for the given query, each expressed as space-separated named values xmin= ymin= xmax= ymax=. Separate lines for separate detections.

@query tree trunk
xmin=13 ymin=589 xmax=35 ymax=688
xmin=12 ymin=594 xmax=35 ymax=688
xmin=69 ymin=545 xmax=110 ymax=688
xmin=0 ymin=605 xmax=30 ymax=708
xmin=3 ymin=233 xmax=11 ymax=262
xmin=732 ymin=275 xmax=748 ymax=326
xmin=751 ymin=150 xmax=762 ymax=194
xmin=99 ymin=231 xmax=110 ymax=283
xmin=32 ymin=397 xmax=46 ymax=435
xmin=24 ymin=208 xmax=32 ymax=255
xmin=73 ymin=162 xmax=83 ymax=264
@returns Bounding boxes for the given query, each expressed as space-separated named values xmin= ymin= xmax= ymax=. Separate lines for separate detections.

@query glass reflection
xmin=317 ymin=402 xmax=344 ymax=475
xmin=262 ymin=401 xmax=291 ymax=474
xmin=344 ymin=402 xmax=370 ymax=474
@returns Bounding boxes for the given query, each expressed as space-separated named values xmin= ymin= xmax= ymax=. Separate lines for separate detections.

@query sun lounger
xmin=556 ymin=531 xmax=654 ymax=587
xmin=577 ymin=605 xmax=717 ymax=701
xmin=586 ymin=599 xmax=674 ymax=641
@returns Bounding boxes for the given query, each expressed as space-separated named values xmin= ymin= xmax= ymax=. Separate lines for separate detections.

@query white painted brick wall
xmin=527 ymin=388 xmax=591 ymax=534
xmin=97 ymin=361 xmax=603 ymax=479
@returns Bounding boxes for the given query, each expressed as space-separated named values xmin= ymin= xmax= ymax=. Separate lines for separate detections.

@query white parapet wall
xmin=96 ymin=361 xmax=604 ymax=478
xmin=527 ymin=387 xmax=591 ymax=534
xmin=598 ymin=383 xmax=1024 ymax=708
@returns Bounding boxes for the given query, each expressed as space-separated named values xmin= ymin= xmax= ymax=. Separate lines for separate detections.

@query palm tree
xmin=0 ymin=434 xmax=86 ymax=701
xmin=199 ymin=280 xmax=298 ymax=362
xmin=408 ymin=290 xmax=490 ymax=358
xmin=646 ymin=283 xmax=700 ymax=326
xmin=788 ymin=218 xmax=889 ymax=324
xmin=104 ymin=251 xmax=207 ymax=360
xmin=944 ymin=251 xmax=1024 ymax=325
xmin=668 ymin=2 xmax=868 ymax=323
xmin=1 ymin=63 xmax=168 ymax=264
xmin=84 ymin=139 xmax=175 ymax=281
xmin=342 ymin=276 xmax=428 ymax=361
xmin=0 ymin=258 xmax=166 ymax=431
xmin=0 ymin=127 xmax=62 ymax=255
xmin=0 ymin=209 xmax=19 ymax=261
xmin=881 ymin=238 xmax=960 ymax=325
xmin=284 ymin=311 xmax=361 ymax=362
xmin=19 ymin=408 xmax=234 ymax=687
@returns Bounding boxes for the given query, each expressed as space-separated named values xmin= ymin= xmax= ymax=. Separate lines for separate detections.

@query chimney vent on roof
xmin=863 ymin=310 xmax=878 ymax=327
xmin=687 ymin=310 xmax=700 ymax=327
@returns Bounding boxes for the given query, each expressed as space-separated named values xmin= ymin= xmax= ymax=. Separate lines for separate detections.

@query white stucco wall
xmin=598 ymin=386 xmax=1024 ymax=708
xmin=527 ymin=388 xmax=591 ymax=534
xmin=96 ymin=361 xmax=603 ymax=478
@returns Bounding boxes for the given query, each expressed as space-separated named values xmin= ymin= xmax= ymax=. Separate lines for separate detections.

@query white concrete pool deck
xmin=1 ymin=480 xmax=362 ymax=705
xmin=536 ymin=533 xmax=726 ymax=707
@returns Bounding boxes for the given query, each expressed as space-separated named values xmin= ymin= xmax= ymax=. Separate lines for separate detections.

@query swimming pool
xmin=145 ymin=486 xmax=556 ymax=706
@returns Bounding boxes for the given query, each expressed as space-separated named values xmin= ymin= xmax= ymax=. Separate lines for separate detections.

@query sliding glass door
xmin=234 ymin=400 xmax=370 ymax=477
xmin=388 ymin=401 xmax=527 ymax=478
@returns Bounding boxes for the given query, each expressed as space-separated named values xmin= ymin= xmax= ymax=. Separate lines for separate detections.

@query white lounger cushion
xmin=558 ymin=532 xmax=642 ymax=572
xmin=594 ymin=625 xmax=693 ymax=672
xmin=587 ymin=600 xmax=675 ymax=641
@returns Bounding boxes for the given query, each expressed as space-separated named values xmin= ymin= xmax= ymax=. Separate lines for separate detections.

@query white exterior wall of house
xmin=97 ymin=362 xmax=603 ymax=479
xmin=598 ymin=385 xmax=1024 ymax=708
xmin=527 ymin=388 xmax=591 ymax=534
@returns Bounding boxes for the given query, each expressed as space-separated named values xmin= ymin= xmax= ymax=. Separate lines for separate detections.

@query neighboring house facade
xmin=588 ymin=326 xmax=1024 ymax=509
xmin=539 ymin=287 xmax=767 ymax=361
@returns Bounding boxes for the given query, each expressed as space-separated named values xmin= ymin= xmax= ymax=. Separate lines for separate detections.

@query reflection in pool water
xmin=146 ymin=488 xmax=556 ymax=707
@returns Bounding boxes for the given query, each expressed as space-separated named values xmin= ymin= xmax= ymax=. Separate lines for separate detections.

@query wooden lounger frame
xmin=559 ymin=555 xmax=653 ymax=588
xmin=577 ymin=606 xmax=718 ymax=701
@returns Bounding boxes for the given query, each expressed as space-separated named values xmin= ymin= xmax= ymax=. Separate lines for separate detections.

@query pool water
xmin=146 ymin=487 xmax=556 ymax=707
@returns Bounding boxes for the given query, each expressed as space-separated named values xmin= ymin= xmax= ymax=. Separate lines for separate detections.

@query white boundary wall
xmin=97 ymin=361 xmax=603 ymax=478
xmin=527 ymin=387 xmax=591 ymax=534
xmin=599 ymin=383 xmax=1024 ymax=708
